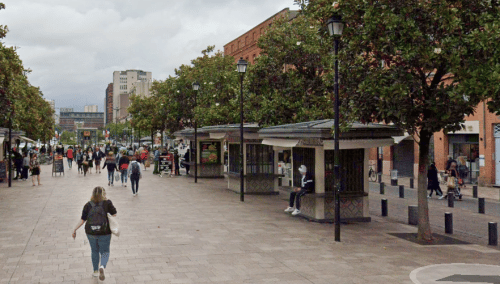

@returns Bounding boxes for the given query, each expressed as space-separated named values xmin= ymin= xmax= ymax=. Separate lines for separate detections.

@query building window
xmin=325 ymin=149 xmax=364 ymax=194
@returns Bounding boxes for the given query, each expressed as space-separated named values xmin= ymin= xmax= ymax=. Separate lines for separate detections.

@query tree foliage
xmin=0 ymin=3 xmax=55 ymax=141
xmin=297 ymin=0 xmax=500 ymax=241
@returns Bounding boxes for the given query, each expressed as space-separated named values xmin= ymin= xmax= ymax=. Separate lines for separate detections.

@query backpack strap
xmin=90 ymin=201 xmax=95 ymax=207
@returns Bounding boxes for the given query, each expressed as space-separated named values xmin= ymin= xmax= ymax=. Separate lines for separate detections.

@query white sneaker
xmin=427 ymin=195 xmax=431 ymax=199
xmin=438 ymin=195 xmax=444 ymax=200
xmin=93 ymin=271 xmax=98 ymax=277
xmin=291 ymin=209 xmax=301 ymax=216
xmin=284 ymin=207 xmax=294 ymax=213
xmin=99 ymin=266 xmax=105 ymax=281
xmin=133 ymin=193 xmax=136 ymax=197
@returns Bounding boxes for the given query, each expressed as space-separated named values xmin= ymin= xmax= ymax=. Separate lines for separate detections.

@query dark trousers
xmin=130 ymin=176 xmax=139 ymax=194
xmin=185 ymin=165 xmax=190 ymax=175
xmin=14 ymin=163 xmax=22 ymax=179
xmin=175 ymin=162 xmax=180 ymax=175
xmin=429 ymin=186 xmax=443 ymax=197
xmin=289 ymin=188 xmax=308 ymax=210
xmin=22 ymin=166 xmax=29 ymax=179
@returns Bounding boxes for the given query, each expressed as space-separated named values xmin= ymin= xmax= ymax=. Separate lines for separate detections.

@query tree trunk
xmin=150 ymin=130 xmax=154 ymax=148
xmin=161 ymin=130 xmax=164 ymax=149
xmin=417 ymin=130 xmax=433 ymax=241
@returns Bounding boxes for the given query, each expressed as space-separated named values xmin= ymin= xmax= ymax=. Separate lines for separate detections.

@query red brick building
xmin=105 ymin=83 xmax=113 ymax=125
xmin=224 ymin=8 xmax=298 ymax=64
xmin=369 ymin=101 xmax=500 ymax=186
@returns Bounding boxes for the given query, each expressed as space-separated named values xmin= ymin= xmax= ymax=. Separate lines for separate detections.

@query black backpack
xmin=85 ymin=201 xmax=108 ymax=234
xmin=131 ymin=162 xmax=140 ymax=175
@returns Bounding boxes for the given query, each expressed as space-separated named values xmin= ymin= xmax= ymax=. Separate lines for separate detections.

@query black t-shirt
xmin=81 ymin=200 xmax=117 ymax=235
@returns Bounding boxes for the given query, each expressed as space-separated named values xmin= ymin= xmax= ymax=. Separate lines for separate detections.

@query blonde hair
xmin=90 ymin=186 xmax=107 ymax=203
xmin=108 ymin=151 xmax=114 ymax=156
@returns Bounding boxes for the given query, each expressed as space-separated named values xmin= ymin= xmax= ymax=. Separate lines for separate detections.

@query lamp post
xmin=327 ymin=14 xmax=344 ymax=242
xmin=192 ymin=82 xmax=200 ymax=183
xmin=237 ymin=57 xmax=248 ymax=202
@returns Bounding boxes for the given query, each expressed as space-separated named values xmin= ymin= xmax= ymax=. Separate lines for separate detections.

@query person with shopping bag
xmin=72 ymin=186 xmax=117 ymax=281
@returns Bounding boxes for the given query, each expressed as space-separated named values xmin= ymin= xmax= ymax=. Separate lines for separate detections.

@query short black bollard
xmin=445 ymin=213 xmax=453 ymax=234
xmin=391 ymin=178 xmax=398 ymax=186
xmin=488 ymin=222 xmax=498 ymax=246
xmin=378 ymin=173 xmax=382 ymax=183
xmin=448 ymin=192 xmax=454 ymax=208
xmin=380 ymin=182 xmax=385 ymax=194
xmin=381 ymin=199 xmax=388 ymax=217
xmin=408 ymin=205 xmax=418 ymax=225
xmin=399 ymin=185 xmax=405 ymax=198
xmin=478 ymin=198 xmax=485 ymax=214
xmin=473 ymin=185 xmax=478 ymax=198
xmin=410 ymin=178 xmax=414 ymax=189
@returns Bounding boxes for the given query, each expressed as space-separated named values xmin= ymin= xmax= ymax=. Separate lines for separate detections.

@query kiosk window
xmin=229 ymin=144 xmax=241 ymax=174
xmin=246 ymin=144 xmax=273 ymax=175
xmin=293 ymin=147 xmax=315 ymax=189
xmin=325 ymin=149 xmax=364 ymax=193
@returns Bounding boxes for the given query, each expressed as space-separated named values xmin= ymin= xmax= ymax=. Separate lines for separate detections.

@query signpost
xmin=52 ymin=155 xmax=64 ymax=176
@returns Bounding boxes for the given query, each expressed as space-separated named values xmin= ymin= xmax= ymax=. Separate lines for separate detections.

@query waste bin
xmin=391 ymin=170 xmax=398 ymax=186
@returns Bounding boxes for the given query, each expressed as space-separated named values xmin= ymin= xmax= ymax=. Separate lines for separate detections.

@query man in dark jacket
xmin=285 ymin=165 xmax=314 ymax=216
xmin=93 ymin=147 xmax=105 ymax=174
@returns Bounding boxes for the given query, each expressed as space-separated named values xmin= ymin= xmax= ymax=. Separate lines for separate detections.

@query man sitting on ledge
xmin=285 ymin=165 xmax=314 ymax=216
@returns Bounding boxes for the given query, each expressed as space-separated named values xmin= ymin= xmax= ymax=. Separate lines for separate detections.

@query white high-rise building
xmin=112 ymin=70 xmax=152 ymax=122
xmin=84 ymin=105 xmax=98 ymax=113
xmin=45 ymin=99 xmax=57 ymax=124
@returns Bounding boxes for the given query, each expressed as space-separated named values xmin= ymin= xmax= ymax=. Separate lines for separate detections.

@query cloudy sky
xmin=2 ymin=0 xmax=297 ymax=113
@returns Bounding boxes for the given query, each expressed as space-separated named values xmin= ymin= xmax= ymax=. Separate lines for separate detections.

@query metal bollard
xmin=399 ymin=185 xmax=405 ymax=198
xmin=473 ymin=185 xmax=478 ymax=198
xmin=378 ymin=173 xmax=382 ymax=183
xmin=381 ymin=199 xmax=388 ymax=217
xmin=391 ymin=178 xmax=398 ymax=186
xmin=445 ymin=213 xmax=453 ymax=234
xmin=408 ymin=205 xmax=418 ymax=225
xmin=489 ymin=222 xmax=498 ymax=246
xmin=448 ymin=192 xmax=454 ymax=208
xmin=380 ymin=182 xmax=385 ymax=194
xmin=478 ymin=198 xmax=485 ymax=214
xmin=410 ymin=178 xmax=414 ymax=189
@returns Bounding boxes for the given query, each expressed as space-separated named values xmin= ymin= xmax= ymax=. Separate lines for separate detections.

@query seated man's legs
xmin=294 ymin=188 xmax=308 ymax=210
xmin=289 ymin=191 xmax=297 ymax=208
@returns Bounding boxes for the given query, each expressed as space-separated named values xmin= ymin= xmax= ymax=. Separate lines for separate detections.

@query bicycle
xmin=368 ymin=165 xmax=378 ymax=182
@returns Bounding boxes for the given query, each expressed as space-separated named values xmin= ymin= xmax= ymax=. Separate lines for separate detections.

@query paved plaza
xmin=1 ymin=162 xmax=500 ymax=284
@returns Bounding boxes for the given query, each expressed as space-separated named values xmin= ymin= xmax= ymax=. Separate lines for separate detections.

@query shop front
xmin=259 ymin=120 xmax=403 ymax=222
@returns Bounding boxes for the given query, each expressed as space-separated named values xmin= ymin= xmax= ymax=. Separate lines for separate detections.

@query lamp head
xmin=192 ymin=82 xmax=200 ymax=91
xmin=326 ymin=15 xmax=344 ymax=36
xmin=236 ymin=57 xmax=248 ymax=73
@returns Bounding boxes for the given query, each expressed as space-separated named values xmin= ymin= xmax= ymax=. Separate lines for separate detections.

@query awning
xmin=448 ymin=120 xmax=480 ymax=134
xmin=262 ymin=138 xmax=299 ymax=148
xmin=324 ymin=138 xmax=395 ymax=150
xmin=210 ymin=133 xmax=226 ymax=139
xmin=19 ymin=136 xmax=36 ymax=143
xmin=393 ymin=135 xmax=411 ymax=144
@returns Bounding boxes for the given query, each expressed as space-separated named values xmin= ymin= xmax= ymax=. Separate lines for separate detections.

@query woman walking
xmin=427 ymin=163 xmax=443 ymax=198
xmin=87 ymin=149 xmax=94 ymax=175
xmin=67 ymin=146 xmax=74 ymax=169
xmin=72 ymin=186 xmax=117 ymax=280
xmin=118 ymin=151 xmax=130 ymax=187
xmin=102 ymin=152 xmax=118 ymax=186
xmin=76 ymin=148 xmax=83 ymax=174
xmin=447 ymin=162 xmax=463 ymax=200
xmin=30 ymin=154 xmax=41 ymax=186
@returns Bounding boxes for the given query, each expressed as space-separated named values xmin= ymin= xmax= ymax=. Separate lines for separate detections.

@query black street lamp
xmin=237 ymin=57 xmax=248 ymax=202
xmin=192 ymin=82 xmax=200 ymax=183
xmin=326 ymin=14 xmax=344 ymax=242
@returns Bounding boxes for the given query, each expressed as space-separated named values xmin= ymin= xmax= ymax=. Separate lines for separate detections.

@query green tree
xmin=246 ymin=12 xmax=334 ymax=126
xmin=298 ymin=0 xmax=500 ymax=241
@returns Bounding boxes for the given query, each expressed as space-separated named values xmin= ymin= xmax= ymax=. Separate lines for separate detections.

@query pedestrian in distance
xmin=87 ymin=149 xmax=94 ymax=174
xmin=29 ymin=154 xmax=41 ymax=186
xmin=118 ymin=151 xmax=130 ymax=187
xmin=128 ymin=157 xmax=142 ymax=196
xmin=427 ymin=163 xmax=443 ymax=199
xmin=94 ymin=146 xmax=104 ymax=174
xmin=13 ymin=149 xmax=23 ymax=180
xmin=153 ymin=147 xmax=160 ymax=175
xmin=140 ymin=146 xmax=148 ymax=171
xmin=82 ymin=151 xmax=91 ymax=176
xmin=446 ymin=162 xmax=463 ymax=200
xmin=183 ymin=149 xmax=190 ymax=175
xmin=66 ymin=146 xmax=74 ymax=169
xmin=174 ymin=149 xmax=180 ymax=176
xmin=76 ymin=148 xmax=83 ymax=174
xmin=22 ymin=152 xmax=30 ymax=180
xmin=72 ymin=186 xmax=117 ymax=281
xmin=102 ymin=152 xmax=118 ymax=186
xmin=285 ymin=165 xmax=314 ymax=216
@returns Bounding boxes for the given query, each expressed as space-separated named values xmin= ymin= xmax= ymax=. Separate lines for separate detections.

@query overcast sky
xmin=2 ymin=0 xmax=297 ymax=113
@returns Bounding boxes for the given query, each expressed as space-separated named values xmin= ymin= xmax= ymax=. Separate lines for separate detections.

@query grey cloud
xmin=2 ymin=0 xmax=297 ymax=112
